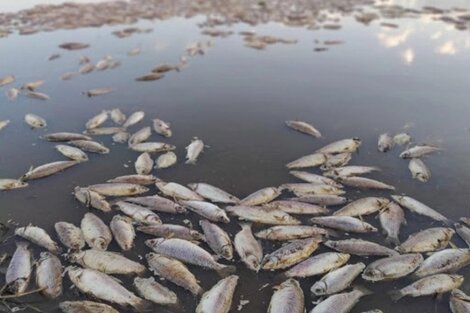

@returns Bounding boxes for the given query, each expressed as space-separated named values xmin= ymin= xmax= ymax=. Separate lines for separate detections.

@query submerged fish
xmin=43 ymin=132 xmax=91 ymax=142
xmin=128 ymin=127 xmax=152 ymax=146
xmin=0 ymin=74 xmax=15 ymax=87
xmin=378 ymin=133 xmax=394 ymax=152
xmin=292 ymin=195 xmax=348 ymax=206
xmin=85 ymin=111 xmax=108 ymax=129
xmin=85 ymin=87 xmax=113 ymax=97
xmin=324 ymin=166 xmax=380 ymax=178
xmin=255 ymin=225 xmax=329 ymax=241
xmin=123 ymin=111 xmax=145 ymax=128
xmin=110 ymin=108 xmax=126 ymax=125
xmin=266 ymin=200 xmax=330 ymax=215
xmin=107 ymin=174 xmax=156 ymax=186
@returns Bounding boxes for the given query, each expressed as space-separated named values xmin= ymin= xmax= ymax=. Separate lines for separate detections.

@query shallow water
xmin=0 ymin=0 xmax=470 ymax=312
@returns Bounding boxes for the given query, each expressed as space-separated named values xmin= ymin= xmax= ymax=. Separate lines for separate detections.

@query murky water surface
xmin=0 ymin=0 xmax=470 ymax=312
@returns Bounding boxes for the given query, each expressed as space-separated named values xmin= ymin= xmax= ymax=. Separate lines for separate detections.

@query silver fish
xmin=311 ymin=216 xmax=377 ymax=233
xmin=114 ymin=201 xmax=162 ymax=225
xmin=81 ymin=213 xmax=112 ymax=250
xmin=25 ymin=113 xmax=47 ymax=128
xmin=378 ymin=133 xmax=394 ymax=152
xmin=450 ymin=289 xmax=470 ymax=313
xmin=196 ymin=275 xmax=238 ymax=313
xmin=83 ymin=127 xmax=124 ymax=136
xmin=282 ymin=183 xmax=345 ymax=196
xmin=334 ymin=197 xmax=389 ymax=216
xmin=112 ymin=131 xmax=130 ymax=143
xmin=135 ymin=152 xmax=154 ymax=175
xmin=362 ymin=254 xmax=423 ymax=282
xmin=186 ymin=137 xmax=204 ymax=164
xmin=0 ymin=179 xmax=28 ymax=191
xmin=108 ymin=174 xmax=156 ymax=186
xmin=391 ymin=195 xmax=452 ymax=225
xmin=110 ymin=108 xmax=126 ymax=125
xmin=316 ymin=138 xmax=362 ymax=154
xmin=255 ymin=225 xmax=329 ymax=241
xmin=54 ymin=222 xmax=85 ymax=250
xmin=156 ymin=181 xmax=204 ymax=200
xmin=400 ymin=145 xmax=441 ymax=159
xmin=59 ymin=301 xmax=118 ymax=313
xmin=137 ymin=224 xmax=203 ymax=241
xmin=389 ymin=274 xmax=463 ymax=301
xmin=240 ymin=187 xmax=281 ymax=206
xmin=156 ymin=151 xmax=177 ymax=169
xmin=322 ymin=153 xmax=352 ymax=169
xmin=153 ymin=118 xmax=172 ymax=137
xmin=234 ymin=223 xmax=263 ymax=271
xmin=134 ymin=277 xmax=178 ymax=305
xmin=85 ymin=111 xmax=108 ymax=129
xmin=85 ymin=87 xmax=113 ymax=97
xmin=393 ymin=133 xmax=411 ymax=145
xmin=88 ymin=183 xmax=148 ymax=196
xmin=79 ymin=63 xmax=94 ymax=74
xmin=289 ymin=171 xmax=341 ymax=187
xmin=130 ymin=142 xmax=175 ymax=153
xmin=15 ymin=225 xmax=61 ymax=254
xmin=128 ymin=126 xmax=152 ymax=146
xmin=456 ymin=223 xmax=470 ymax=247
xmin=310 ymin=287 xmax=372 ymax=313
xmin=409 ymin=158 xmax=431 ymax=182
xmin=110 ymin=215 xmax=135 ymax=251
xmin=123 ymin=111 xmax=145 ymax=128
xmin=283 ymin=252 xmax=351 ymax=278
xmin=69 ymin=250 xmax=145 ymax=275
xmin=379 ymin=201 xmax=406 ymax=245
xmin=22 ymin=79 xmax=45 ymax=91
xmin=268 ymin=279 xmax=304 ymax=313
xmin=311 ymin=263 xmax=365 ymax=296
xmin=0 ymin=119 xmax=10 ymax=131
xmin=0 ymin=74 xmax=15 ymax=87
xmin=60 ymin=72 xmax=78 ymax=80
xmin=26 ymin=91 xmax=50 ymax=100
xmin=43 ymin=132 xmax=91 ymax=142
xmin=286 ymin=153 xmax=326 ymax=169
xmin=22 ymin=160 xmax=79 ymax=181
xmin=337 ymin=176 xmax=395 ymax=190
xmin=262 ymin=238 xmax=320 ymax=270
xmin=55 ymin=145 xmax=88 ymax=162
xmin=200 ymin=220 xmax=233 ymax=260
xmin=266 ymin=200 xmax=330 ymax=215
xmin=325 ymin=239 xmax=399 ymax=256
xmin=324 ymin=166 xmax=380 ymax=178
xmin=285 ymin=120 xmax=321 ymax=138
xmin=74 ymin=187 xmax=111 ymax=212
xmin=188 ymin=182 xmax=240 ymax=204
xmin=125 ymin=195 xmax=186 ymax=214
xmin=180 ymin=200 xmax=230 ymax=223
xmin=36 ymin=252 xmax=63 ymax=298
xmin=414 ymin=249 xmax=470 ymax=277
xmin=226 ymin=206 xmax=300 ymax=225
xmin=69 ymin=140 xmax=110 ymax=154
xmin=6 ymin=242 xmax=32 ymax=294
xmin=135 ymin=73 xmax=164 ymax=81
xmin=292 ymin=195 xmax=348 ymax=206
xmin=397 ymin=227 xmax=455 ymax=253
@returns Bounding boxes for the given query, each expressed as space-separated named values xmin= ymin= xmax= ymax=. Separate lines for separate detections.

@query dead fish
xmin=95 ymin=57 xmax=111 ymax=71
xmin=180 ymin=200 xmax=230 ymax=223
xmin=378 ymin=133 xmax=394 ymax=152
xmin=79 ymin=55 xmax=90 ymax=65
xmin=36 ymin=252 xmax=63 ymax=298
xmin=310 ymin=287 xmax=372 ymax=313
xmin=59 ymin=42 xmax=89 ymax=50
xmin=85 ymin=87 xmax=112 ymax=97
xmin=266 ymin=200 xmax=330 ymax=215
xmin=130 ymin=142 xmax=175 ymax=153
xmin=256 ymin=225 xmax=329 ymax=241
xmin=110 ymin=108 xmax=126 ymax=125
xmin=289 ymin=171 xmax=341 ymax=187
xmin=85 ymin=111 xmax=108 ymax=129
xmin=137 ymin=224 xmax=203 ymax=241
xmin=409 ymin=158 xmax=431 ymax=182
xmin=69 ymin=250 xmax=145 ymax=275
xmin=135 ymin=73 xmax=164 ymax=81
xmin=55 ymin=145 xmax=88 ymax=162
xmin=22 ymin=80 xmax=45 ymax=91
xmin=286 ymin=153 xmax=326 ymax=169
xmin=400 ymin=145 xmax=441 ymax=159
xmin=450 ymin=289 xmax=470 ymax=313
xmin=60 ymin=72 xmax=78 ymax=80
xmin=6 ymin=242 xmax=32 ymax=294
xmin=397 ymin=227 xmax=455 ymax=253
xmin=292 ymin=195 xmax=348 ymax=206
xmin=268 ymin=279 xmax=304 ymax=313
xmin=123 ymin=111 xmax=145 ymax=128
xmin=129 ymin=127 xmax=152 ymax=146
xmin=311 ymin=216 xmax=377 ymax=233
xmin=67 ymin=267 xmax=149 ymax=311
xmin=414 ymin=249 xmax=470 ymax=277
xmin=156 ymin=181 xmax=204 ymax=200
xmin=0 ymin=74 xmax=15 ymax=87
xmin=81 ymin=213 xmax=112 ymax=250
xmin=262 ymin=238 xmax=320 ymax=270
xmin=114 ymin=201 xmax=162 ymax=225
xmin=188 ymin=183 xmax=239 ymax=203
xmin=186 ymin=137 xmax=205 ymax=164
xmin=379 ymin=201 xmax=406 ymax=245
xmin=43 ymin=132 xmax=91 ymax=142
xmin=54 ymin=221 xmax=85 ymax=250
xmin=0 ymin=179 xmax=28 ymax=191
xmin=108 ymin=174 xmax=156 ymax=186
xmin=389 ymin=274 xmax=463 ymax=301
xmin=59 ymin=301 xmax=118 ymax=313
xmin=391 ymin=195 xmax=452 ymax=225
xmin=200 ymin=220 xmax=233 ymax=260
xmin=134 ymin=277 xmax=178 ymax=306
xmin=282 ymin=183 xmax=345 ymax=196
xmin=393 ymin=133 xmax=411 ymax=145
xmin=110 ymin=215 xmax=135 ymax=251
xmin=226 ymin=206 xmax=300 ymax=225
xmin=324 ymin=166 xmax=380 ymax=178
xmin=22 ymin=160 xmax=79 ymax=181
xmin=455 ymin=223 xmax=470 ymax=247
xmin=48 ymin=53 xmax=61 ymax=61
xmin=362 ymin=254 xmax=423 ymax=282
xmin=135 ymin=152 xmax=154 ymax=175
xmin=6 ymin=87 xmax=19 ymax=100
xmin=152 ymin=64 xmax=176 ymax=73
xmin=153 ymin=118 xmax=172 ymax=137
xmin=285 ymin=120 xmax=321 ymax=138
xmin=74 ymin=187 xmax=111 ymax=212
xmin=69 ymin=140 xmax=110 ymax=154
xmin=311 ymin=263 xmax=365 ymax=296
xmin=112 ymin=131 xmax=130 ymax=143
xmin=282 ymin=252 xmax=351 ymax=279
xmin=461 ymin=218 xmax=470 ymax=227
xmin=84 ymin=127 xmax=124 ymax=135
xmin=15 ymin=225 xmax=61 ymax=254
xmin=316 ymin=138 xmax=362 ymax=154
xmin=125 ymin=195 xmax=186 ymax=214
xmin=156 ymin=151 xmax=177 ymax=169
xmin=240 ymin=187 xmax=281 ymax=206
xmin=324 ymin=239 xmax=399 ymax=256
xmin=334 ymin=197 xmax=389 ymax=217
xmin=127 ymin=47 xmax=141 ymax=56
xmin=26 ymin=91 xmax=50 ymax=100
xmin=322 ymin=153 xmax=352 ymax=169
xmin=196 ymin=275 xmax=238 ymax=313
xmin=145 ymin=238 xmax=236 ymax=275
xmin=146 ymin=252 xmax=203 ymax=296
xmin=336 ymin=176 xmax=395 ymax=190
xmin=234 ymin=223 xmax=263 ymax=271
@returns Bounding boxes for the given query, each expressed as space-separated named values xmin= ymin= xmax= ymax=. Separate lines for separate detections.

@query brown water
xmin=0 ymin=0 xmax=470 ymax=312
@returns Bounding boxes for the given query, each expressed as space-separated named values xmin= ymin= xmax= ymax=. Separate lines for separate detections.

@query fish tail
xmin=388 ymin=290 xmax=404 ymax=302
xmin=354 ymin=285 xmax=373 ymax=296
xmin=131 ymin=298 xmax=152 ymax=312
xmin=385 ymin=235 xmax=400 ymax=246
xmin=216 ymin=264 xmax=236 ymax=277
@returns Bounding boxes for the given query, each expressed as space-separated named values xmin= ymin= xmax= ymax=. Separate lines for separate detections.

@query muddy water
xmin=0 ymin=0 xmax=470 ymax=312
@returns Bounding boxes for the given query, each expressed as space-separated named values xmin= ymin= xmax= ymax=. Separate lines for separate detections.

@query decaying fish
xmin=85 ymin=87 xmax=113 ymax=97
xmin=310 ymin=287 xmax=372 ymax=313
xmin=227 ymin=206 xmax=300 ymax=225
xmin=81 ymin=213 xmax=112 ymax=250
xmin=334 ymin=197 xmax=389 ymax=217
xmin=135 ymin=73 xmax=164 ymax=81
xmin=108 ymin=174 xmax=156 ymax=186
xmin=188 ymin=182 xmax=240 ymax=204
xmin=292 ymin=195 xmax=348 ymax=206
xmin=88 ymin=183 xmax=148 ymax=196
xmin=61 ymin=72 xmax=79 ymax=80
xmin=114 ymin=201 xmax=162 ymax=225
xmin=0 ymin=74 xmax=15 ymax=87
xmin=234 ymin=223 xmax=263 ymax=271
xmin=461 ymin=217 xmax=470 ymax=227
xmin=22 ymin=160 xmax=79 ymax=181
xmin=134 ymin=277 xmax=178 ymax=305
xmin=282 ymin=183 xmax=345 ymax=196
xmin=266 ymin=200 xmax=329 ymax=215
xmin=84 ymin=127 xmax=124 ymax=136
xmin=200 ymin=220 xmax=233 ymax=260
xmin=324 ymin=166 xmax=380 ymax=178
xmin=55 ymin=145 xmax=88 ymax=162
xmin=25 ymin=113 xmax=47 ymax=128
xmin=156 ymin=181 xmax=204 ymax=200
xmin=180 ymin=200 xmax=230 ymax=223
xmin=311 ymin=216 xmax=377 ymax=233
xmin=414 ymin=249 xmax=470 ymax=277
xmin=110 ymin=108 xmax=126 ymax=125
xmin=130 ymin=142 xmax=175 ymax=153
xmin=156 ymin=151 xmax=177 ymax=169
xmin=289 ymin=171 xmax=341 ymax=187
xmin=69 ymin=140 xmax=110 ymax=154
xmin=337 ymin=176 xmax=395 ymax=190
xmin=378 ymin=133 xmax=394 ymax=152
xmin=409 ymin=158 xmax=431 ymax=182
xmin=0 ymin=179 xmax=28 ymax=191
xmin=285 ymin=120 xmax=321 ymax=138
xmin=393 ymin=133 xmax=411 ymax=145
xmin=400 ymin=145 xmax=441 ymax=159
xmin=6 ymin=88 xmax=19 ymax=100
xmin=152 ymin=64 xmax=176 ymax=73
xmin=74 ymin=187 xmax=111 ymax=212
xmin=397 ymin=227 xmax=455 ymax=253
xmin=311 ymin=263 xmax=365 ymax=296
xmin=286 ymin=153 xmax=326 ymax=169
xmin=316 ymin=138 xmax=362 ymax=154
xmin=36 ymin=252 xmax=63 ymax=298
xmin=110 ymin=215 xmax=135 ymax=251
xmin=59 ymin=301 xmax=118 ymax=313
xmin=26 ymin=91 xmax=50 ymax=100
xmin=262 ymin=238 xmax=320 ymax=270
xmin=196 ymin=275 xmax=238 ymax=313
xmin=54 ymin=221 xmax=85 ymax=250
xmin=137 ymin=224 xmax=203 ymax=241
xmin=389 ymin=274 xmax=463 ymax=301
xmin=135 ymin=152 xmax=154 ymax=175
xmin=113 ymin=131 xmax=130 ymax=143
xmin=153 ymin=118 xmax=172 ymax=137
xmin=123 ymin=111 xmax=145 ymax=128
xmin=391 ymin=195 xmax=452 ymax=225
xmin=322 ymin=153 xmax=352 ymax=169
xmin=379 ymin=201 xmax=406 ymax=245
xmin=282 ymin=252 xmax=351 ymax=278
xmin=129 ymin=127 xmax=152 ymax=146
xmin=256 ymin=225 xmax=329 ymax=241
xmin=59 ymin=42 xmax=89 ymax=50
xmin=69 ymin=250 xmax=145 ymax=275
xmin=450 ymin=289 xmax=470 ymax=313
xmin=455 ymin=223 xmax=470 ymax=247
xmin=325 ymin=239 xmax=399 ymax=256
xmin=22 ymin=80 xmax=45 ymax=91
xmin=125 ymin=194 xmax=186 ymax=214
xmin=43 ymin=132 xmax=91 ymax=142
xmin=240 ymin=187 xmax=281 ymax=206
xmin=15 ymin=225 xmax=61 ymax=254
xmin=268 ymin=279 xmax=304 ymax=313
xmin=186 ymin=137 xmax=205 ymax=164
xmin=67 ymin=267 xmax=149 ymax=310
xmin=6 ymin=242 xmax=32 ymax=294
xmin=146 ymin=252 xmax=203 ymax=295
xmin=362 ymin=254 xmax=423 ymax=282
xmin=85 ymin=111 xmax=108 ymax=129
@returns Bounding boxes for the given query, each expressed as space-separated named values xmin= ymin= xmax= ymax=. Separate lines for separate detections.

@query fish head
xmin=66 ymin=266 xmax=83 ymax=281
xmin=93 ymin=238 xmax=109 ymax=250
xmin=67 ymin=251 xmax=84 ymax=264
xmin=451 ymin=275 xmax=464 ymax=285
xmin=221 ymin=245 xmax=233 ymax=259
xmin=145 ymin=238 xmax=164 ymax=249
xmin=190 ymin=230 xmax=204 ymax=241
xmin=399 ymin=151 xmax=410 ymax=158
xmin=363 ymin=268 xmax=382 ymax=279
xmin=311 ymin=282 xmax=327 ymax=295
xmin=145 ymin=214 xmax=162 ymax=225
xmin=246 ymin=255 xmax=261 ymax=271
xmin=352 ymin=137 xmax=362 ymax=146
xmin=217 ymin=213 xmax=230 ymax=223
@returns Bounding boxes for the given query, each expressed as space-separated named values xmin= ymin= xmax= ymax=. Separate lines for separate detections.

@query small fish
xmin=450 ymin=289 xmax=470 ymax=313
xmin=397 ymin=227 xmax=455 ymax=253
xmin=43 ymin=132 xmax=91 ymax=142
xmin=81 ymin=213 xmax=112 ymax=250
xmin=336 ymin=176 xmax=395 ymax=190
xmin=262 ymin=238 xmax=320 ymax=270
xmin=409 ymin=158 xmax=431 ymax=182
xmin=455 ymin=223 xmax=470 ymax=247
xmin=69 ymin=250 xmax=145 ymax=275
xmin=36 ymin=252 xmax=63 ymax=298
xmin=134 ymin=277 xmax=178 ymax=306
xmin=59 ymin=301 xmax=118 ymax=313
xmin=112 ymin=131 xmax=130 ymax=143
xmin=135 ymin=152 xmax=154 ymax=175
xmin=107 ymin=174 xmax=156 ymax=185
xmin=15 ymin=225 xmax=61 ymax=254
xmin=60 ymin=72 xmax=78 ymax=80
xmin=153 ymin=118 xmax=172 ymax=137
xmin=282 ymin=252 xmax=351 ymax=278
xmin=311 ymin=216 xmax=377 ymax=233
xmin=156 ymin=151 xmax=177 ymax=169
xmin=389 ymin=274 xmax=463 ymax=301
xmin=69 ymin=140 xmax=110 ymax=154
xmin=54 ymin=222 xmax=85 ymax=250
xmin=84 ymin=127 xmax=124 ymax=135
xmin=378 ymin=133 xmax=394 ymax=152
xmin=268 ymin=279 xmax=304 ymax=313
xmin=123 ymin=111 xmax=145 ymax=128
xmin=324 ymin=239 xmax=399 ymax=256
xmin=393 ymin=133 xmax=411 ymax=145
xmin=255 ymin=225 xmax=329 ymax=241
xmin=379 ymin=201 xmax=406 ymax=245
xmin=291 ymin=195 xmax=348 ymax=206
xmin=234 ymin=223 xmax=263 ymax=271
xmin=196 ymin=275 xmax=239 ymax=313
xmin=282 ymin=183 xmax=345 ymax=196
xmin=48 ymin=53 xmax=61 ymax=61
xmin=266 ymin=200 xmax=330 ymax=215
xmin=85 ymin=87 xmax=113 ymax=97
xmin=240 ymin=187 xmax=281 ymax=206
xmin=26 ymin=91 xmax=50 ymax=100
xmin=400 ymin=145 xmax=441 ymax=158
xmin=286 ymin=153 xmax=326 ymax=169
xmin=130 ymin=142 xmax=175 ymax=153
xmin=156 ymin=181 xmax=204 ymax=200
xmin=227 ymin=206 xmax=300 ymax=225
xmin=135 ymin=73 xmax=164 ymax=81
xmin=0 ymin=74 xmax=15 ymax=87
xmin=74 ymin=187 xmax=111 ymax=212
xmin=414 ymin=249 xmax=470 ymax=277
xmin=0 ymin=179 xmax=28 ymax=191
xmin=137 ymin=224 xmax=203 ymax=241
xmin=186 ymin=137 xmax=205 ymax=164
xmin=200 ymin=220 xmax=233 ymax=260
xmin=285 ymin=120 xmax=321 ymax=138
xmin=188 ymin=183 xmax=239 ymax=203
xmin=180 ymin=200 xmax=230 ymax=223
xmin=22 ymin=160 xmax=79 ymax=181
xmin=289 ymin=171 xmax=341 ymax=187
xmin=128 ymin=47 xmax=141 ymax=56
xmin=334 ymin=197 xmax=389 ymax=217
xmin=22 ymin=80 xmax=45 ymax=91
xmin=362 ymin=254 xmax=423 ymax=282
xmin=95 ymin=57 xmax=111 ymax=71
xmin=114 ymin=201 xmax=162 ymax=225
xmin=391 ymin=195 xmax=452 ymax=225
xmin=128 ymin=126 xmax=152 ymax=146
xmin=125 ymin=195 xmax=186 ymax=214
xmin=152 ymin=64 xmax=176 ymax=73
xmin=324 ymin=166 xmax=380 ymax=178
xmin=316 ymin=138 xmax=362 ymax=154
xmin=310 ymin=287 xmax=372 ymax=313
xmin=110 ymin=108 xmax=126 ymax=125
xmin=6 ymin=242 xmax=32 ymax=294
xmin=311 ymin=263 xmax=365 ymax=296
xmin=55 ymin=145 xmax=88 ymax=162
xmin=110 ymin=215 xmax=135 ymax=251
xmin=85 ymin=111 xmax=108 ymax=129
xmin=59 ymin=42 xmax=90 ymax=50
xmin=6 ymin=88 xmax=19 ymax=100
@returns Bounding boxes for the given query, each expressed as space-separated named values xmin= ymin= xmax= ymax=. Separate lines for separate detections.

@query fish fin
xmin=388 ymin=290 xmax=404 ymax=302
xmin=216 ymin=264 xmax=236 ymax=278
xmin=131 ymin=298 xmax=152 ymax=312
xmin=385 ymin=236 xmax=400 ymax=246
